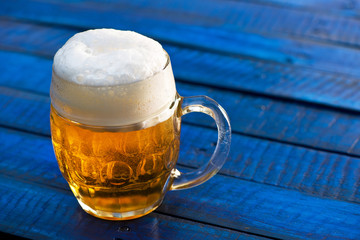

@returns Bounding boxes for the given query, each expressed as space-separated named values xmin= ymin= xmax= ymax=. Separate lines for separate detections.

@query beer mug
xmin=50 ymin=29 xmax=231 ymax=220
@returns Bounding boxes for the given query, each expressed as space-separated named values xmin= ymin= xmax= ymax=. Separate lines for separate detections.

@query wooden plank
xmin=0 ymin=177 xmax=257 ymax=240
xmin=239 ymin=0 xmax=360 ymax=18
xmin=3 ymin=21 xmax=360 ymax=114
xmin=0 ymin=87 xmax=50 ymax=135
xmin=1 ymin=0 xmax=360 ymax=75
xmin=2 ymin=87 xmax=360 ymax=205
xmin=1 ymin=127 xmax=360 ymax=239
xmin=0 ymin=51 xmax=52 ymax=96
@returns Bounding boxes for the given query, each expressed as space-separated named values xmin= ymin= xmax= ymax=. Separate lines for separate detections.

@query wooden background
xmin=1 ymin=0 xmax=360 ymax=239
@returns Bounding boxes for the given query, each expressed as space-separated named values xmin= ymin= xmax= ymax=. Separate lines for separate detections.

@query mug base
xmin=77 ymin=198 xmax=163 ymax=221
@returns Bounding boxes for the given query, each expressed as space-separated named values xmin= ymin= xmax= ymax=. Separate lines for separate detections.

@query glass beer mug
xmin=50 ymin=29 xmax=231 ymax=220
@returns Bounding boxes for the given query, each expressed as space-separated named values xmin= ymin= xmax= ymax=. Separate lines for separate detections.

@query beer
xmin=50 ymin=29 xmax=181 ymax=220
xmin=50 ymin=28 xmax=231 ymax=220
xmin=51 ymin=106 xmax=180 ymax=220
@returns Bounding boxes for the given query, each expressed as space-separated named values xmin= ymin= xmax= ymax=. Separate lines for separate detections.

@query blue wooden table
xmin=1 ymin=0 xmax=360 ymax=239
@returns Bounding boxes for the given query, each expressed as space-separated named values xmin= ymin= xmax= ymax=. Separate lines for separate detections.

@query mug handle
xmin=171 ymin=96 xmax=231 ymax=190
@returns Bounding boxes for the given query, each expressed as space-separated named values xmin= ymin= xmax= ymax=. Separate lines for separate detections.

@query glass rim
xmin=51 ymin=93 xmax=181 ymax=132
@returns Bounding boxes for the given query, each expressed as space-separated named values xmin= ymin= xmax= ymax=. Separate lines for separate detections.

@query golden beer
xmin=50 ymin=106 xmax=181 ymax=220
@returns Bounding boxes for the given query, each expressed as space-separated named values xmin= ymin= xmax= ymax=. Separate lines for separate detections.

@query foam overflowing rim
xmin=51 ymin=49 xmax=178 ymax=129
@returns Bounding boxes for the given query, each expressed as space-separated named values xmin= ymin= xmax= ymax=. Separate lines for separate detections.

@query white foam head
xmin=50 ymin=29 xmax=177 ymax=127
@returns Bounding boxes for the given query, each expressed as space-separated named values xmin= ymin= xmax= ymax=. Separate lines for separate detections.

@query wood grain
xmin=239 ymin=0 xmax=360 ymax=18
xmin=1 ymin=127 xmax=360 ymax=239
